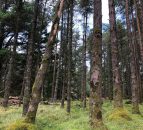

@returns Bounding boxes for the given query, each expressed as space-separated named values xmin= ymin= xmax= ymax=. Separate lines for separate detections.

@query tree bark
xmin=53 ymin=44 xmax=61 ymax=102
xmin=81 ymin=12 xmax=87 ymax=108
xmin=107 ymin=42 xmax=113 ymax=100
xmin=51 ymin=43 xmax=57 ymax=102
xmin=89 ymin=0 xmax=107 ymax=129
xmin=25 ymin=0 xmax=64 ymax=123
xmin=108 ymin=0 xmax=123 ymax=108
xmin=127 ymin=2 xmax=141 ymax=113
xmin=22 ymin=0 xmax=39 ymax=116
xmin=134 ymin=0 xmax=143 ymax=63
xmin=67 ymin=0 xmax=73 ymax=113
xmin=0 ymin=0 xmax=7 ymax=92
xmin=61 ymin=11 xmax=68 ymax=108
xmin=133 ymin=0 xmax=143 ymax=102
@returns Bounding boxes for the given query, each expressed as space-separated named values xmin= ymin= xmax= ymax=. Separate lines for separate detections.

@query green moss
xmin=107 ymin=108 xmax=132 ymax=121
xmin=6 ymin=120 xmax=38 ymax=130
xmin=24 ymin=111 xmax=36 ymax=123
xmin=90 ymin=120 xmax=108 ymax=130
xmin=94 ymin=27 xmax=102 ymax=38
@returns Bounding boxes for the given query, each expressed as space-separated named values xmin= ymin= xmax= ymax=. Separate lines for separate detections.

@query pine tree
xmin=22 ymin=0 xmax=39 ymax=116
xmin=108 ymin=0 xmax=123 ymax=108
xmin=89 ymin=0 xmax=107 ymax=129
xmin=3 ymin=0 xmax=23 ymax=108
xmin=25 ymin=0 xmax=65 ymax=123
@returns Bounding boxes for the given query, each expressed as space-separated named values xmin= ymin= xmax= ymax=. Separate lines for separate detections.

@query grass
xmin=0 ymin=100 xmax=143 ymax=130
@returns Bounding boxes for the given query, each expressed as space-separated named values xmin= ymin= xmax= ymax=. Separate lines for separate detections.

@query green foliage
xmin=0 ymin=49 xmax=9 ymax=57
xmin=0 ymin=11 xmax=13 ymax=21
xmin=23 ymin=3 xmax=33 ymax=13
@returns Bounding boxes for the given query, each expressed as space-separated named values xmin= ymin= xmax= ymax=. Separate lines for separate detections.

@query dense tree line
xmin=0 ymin=0 xmax=143 ymax=129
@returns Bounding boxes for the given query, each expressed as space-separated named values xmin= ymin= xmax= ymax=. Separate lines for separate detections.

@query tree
xmin=80 ymin=0 xmax=90 ymax=108
xmin=22 ymin=0 xmax=39 ymax=116
xmin=24 ymin=0 xmax=65 ymax=123
xmin=108 ymin=0 xmax=123 ymax=108
xmin=125 ymin=0 xmax=140 ymax=113
xmin=61 ymin=11 xmax=67 ymax=108
xmin=89 ymin=0 xmax=107 ymax=129
xmin=3 ymin=0 xmax=23 ymax=108
xmin=51 ymin=43 xmax=58 ymax=102
xmin=133 ymin=0 xmax=143 ymax=102
xmin=67 ymin=0 xmax=74 ymax=113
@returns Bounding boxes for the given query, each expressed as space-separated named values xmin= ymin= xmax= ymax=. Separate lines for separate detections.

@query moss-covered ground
xmin=0 ymin=100 xmax=143 ymax=130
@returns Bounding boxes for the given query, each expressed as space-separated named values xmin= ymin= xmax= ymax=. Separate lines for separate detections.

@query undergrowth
xmin=0 ymin=100 xmax=142 ymax=130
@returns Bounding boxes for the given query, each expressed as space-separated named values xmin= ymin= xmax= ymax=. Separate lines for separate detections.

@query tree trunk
xmin=53 ymin=15 xmax=64 ymax=102
xmin=53 ymin=43 xmax=62 ymax=102
xmin=89 ymin=0 xmax=107 ymax=129
xmin=67 ymin=0 xmax=73 ymax=113
xmin=108 ymin=0 xmax=123 ymax=108
xmin=107 ymin=42 xmax=113 ymax=100
xmin=22 ymin=0 xmax=39 ymax=116
xmin=128 ymin=2 xmax=140 ymax=113
xmin=25 ymin=0 xmax=64 ymax=123
xmin=133 ymin=0 xmax=143 ymax=102
xmin=51 ymin=43 xmax=57 ymax=102
xmin=81 ymin=12 xmax=87 ymax=108
xmin=0 ymin=0 xmax=6 ymax=50
xmin=61 ymin=11 xmax=68 ymax=108
xmin=19 ymin=68 xmax=27 ymax=107
xmin=3 ymin=0 xmax=22 ymax=108
xmin=53 ymin=58 xmax=60 ymax=102
xmin=134 ymin=0 xmax=143 ymax=63
xmin=0 ymin=24 xmax=5 ymax=89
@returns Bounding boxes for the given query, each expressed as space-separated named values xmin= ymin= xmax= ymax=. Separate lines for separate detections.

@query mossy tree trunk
xmin=89 ymin=0 xmax=107 ymax=129
xmin=25 ymin=0 xmax=65 ymax=123
xmin=108 ymin=0 xmax=123 ymax=108
xmin=22 ymin=0 xmax=39 ymax=116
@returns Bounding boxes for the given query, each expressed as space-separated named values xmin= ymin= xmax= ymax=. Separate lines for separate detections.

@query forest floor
xmin=0 ymin=100 xmax=143 ymax=130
